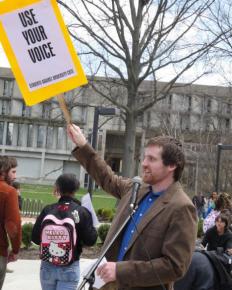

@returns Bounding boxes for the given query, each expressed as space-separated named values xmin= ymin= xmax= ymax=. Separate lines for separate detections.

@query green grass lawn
xmin=21 ymin=183 xmax=117 ymax=211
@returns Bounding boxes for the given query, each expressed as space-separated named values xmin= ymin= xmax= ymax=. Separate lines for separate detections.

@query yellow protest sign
xmin=0 ymin=0 xmax=88 ymax=106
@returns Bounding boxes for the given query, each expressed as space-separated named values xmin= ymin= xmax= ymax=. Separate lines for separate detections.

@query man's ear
xmin=53 ymin=186 xmax=60 ymax=198
xmin=169 ymin=164 xmax=177 ymax=172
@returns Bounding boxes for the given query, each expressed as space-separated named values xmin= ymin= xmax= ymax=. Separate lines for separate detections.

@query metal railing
xmin=21 ymin=198 xmax=44 ymax=217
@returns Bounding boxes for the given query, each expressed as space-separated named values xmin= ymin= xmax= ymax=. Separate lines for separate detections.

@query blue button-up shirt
xmin=117 ymin=187 xmax=164 ymax=261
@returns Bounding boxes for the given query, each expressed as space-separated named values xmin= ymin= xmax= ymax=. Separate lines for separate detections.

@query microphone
xmin=130 ymin=176 xmax=142 ymax=210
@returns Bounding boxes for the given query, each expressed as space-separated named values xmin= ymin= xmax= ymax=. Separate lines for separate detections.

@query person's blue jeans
xmin=0 ymin=256 xmax=7 ymax=290
xmin=40 ymin=260 xmax=80 ymax=290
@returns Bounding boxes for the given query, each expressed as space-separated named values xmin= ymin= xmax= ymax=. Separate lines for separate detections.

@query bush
xmin=97 ymin=208 xmax=114 ymax=222
xmin=97 ymin=208 xmax=103 ymax=217
xmin=102 ymin=209 xmax=113 ymax=220
xmin=98 ymin=223 xmax=111 ymax=243
xmin=22 ymin=222 xmax=34 ymax=249
xmin=197 ymin=219 xmax=204 ymax=238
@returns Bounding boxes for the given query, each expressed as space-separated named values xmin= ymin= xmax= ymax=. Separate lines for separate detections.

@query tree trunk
xmin=122 ymin=111 xmax=137 ymax=177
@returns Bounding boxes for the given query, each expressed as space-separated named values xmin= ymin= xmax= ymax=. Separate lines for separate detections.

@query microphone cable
xmin=128 ymin=206 xmax=167 ymax=290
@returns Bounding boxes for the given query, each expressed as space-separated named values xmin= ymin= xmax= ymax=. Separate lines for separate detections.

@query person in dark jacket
xmin=202 ymin=213 xmax=232 ymax=251
xmin=192 ymin=192 xmax=205 ymax=219
xmin=174 ymin=251 xmax=215 ymax=290
xmin=175 ymin=213 xmax=232 ymax=290
xmin=31 ymin=173 xmax=97 ymax=290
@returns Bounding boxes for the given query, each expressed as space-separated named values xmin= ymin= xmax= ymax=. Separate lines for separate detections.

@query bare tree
xmin=205 ymin=0 xmax=232 ymax=85
xmin=155 ymin=92 xmax=232 ymax=193
xmin=58 ymin=0 xmax=222 ymax=177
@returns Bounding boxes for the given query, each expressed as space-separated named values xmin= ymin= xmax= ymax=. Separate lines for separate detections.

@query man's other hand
xmin=97 ymin=262 xmax=116 ymax=283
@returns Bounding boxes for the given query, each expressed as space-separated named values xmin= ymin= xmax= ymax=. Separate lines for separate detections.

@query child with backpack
xmin=31 ymin=174 xmax=98 ymax=290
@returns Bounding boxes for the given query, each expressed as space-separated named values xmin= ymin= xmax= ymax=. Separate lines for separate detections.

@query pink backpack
xmin=40 ymin=213 xmax=77 ymax=266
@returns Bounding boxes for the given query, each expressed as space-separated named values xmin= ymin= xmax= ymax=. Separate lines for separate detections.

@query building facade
xmin=1 ymin=67 xmax=232 ymax=192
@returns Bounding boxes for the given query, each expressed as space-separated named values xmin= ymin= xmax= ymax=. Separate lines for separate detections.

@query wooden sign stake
xmin=57 ymin=94 xmax=72 ymax=124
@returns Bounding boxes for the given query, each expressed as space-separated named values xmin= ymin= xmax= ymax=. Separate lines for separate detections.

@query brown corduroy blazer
xmin=73 ymin=144 xmax=197 ymax=290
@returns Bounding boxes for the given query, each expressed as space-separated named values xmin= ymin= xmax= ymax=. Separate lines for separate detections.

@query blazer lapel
xmin=126 ymin=182 xmax=181 ymax=253
xmin=103 ymin=183 xmax=150 ymax=247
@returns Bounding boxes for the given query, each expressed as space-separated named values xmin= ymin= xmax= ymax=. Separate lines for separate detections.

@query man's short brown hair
xmin=0 ymin=156 xmax=17 ymax=176
xmin=145 ymin=136 xmax=185 ymax=181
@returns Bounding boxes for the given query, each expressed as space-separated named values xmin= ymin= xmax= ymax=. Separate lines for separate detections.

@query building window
xmin=188 ymin=96 xmax=192 ymax=112
xmin=22 ymin=103 xmax=31 ymax=117
xmin=0 ymin=122 xmax=4 ymax=144
xmin=227 ymin=104 xmax=231 ymax=115
xmin=27 ymin=124 xmax=33 ymax=147
xmin=164 ymin=114 xmax=170 ymax=126
xmin=57 ymin=127 xmax=64 ymax=150
xmin=3 ymin=80 xmax=14 ymax=97
xmin=46 ymin=126 xmax=53 ymax=149
xmin=42 ymin=103 xmax=51 ymax=119
xmin=137 ymin=113 xmax=143 ymax=123
xmin=0 ymin=100 xmax=10 ymax=115
xmin=84 ymin=173 xmax=89 ymax=188
xmin=67 ymin=137 xmax=73 ymax=151
xmin=147 ymin=111 xmax=151 ymax=127
xmin=207 ymin=99 xmax=211 ymax=113
xmin=97 ymin=134 xmax=103 ymax=151
xmin=37 ymin=125 xmax=46 ymax=148
xmin=204 ymin=117 xmax=211 ymax=131
xmin=168 ymin=94 xmax=172 ymax=109
xmin=88 ymin=131 xmax=92 ymax=144
xmin=225 ymin=118 xmax=230 ymax=129
xmin=6 ymin=122 xmax=14 ymax=145
xmin=108 ymin=157 xmax=121 ymax=173
xmin=180 ymin=115 xmax=190 ymax=131
xmin=17 ymin=124 xmax=24 ymax=147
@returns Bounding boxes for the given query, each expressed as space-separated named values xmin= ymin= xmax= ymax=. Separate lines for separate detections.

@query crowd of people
xmin=0 ymin=125 xmax=232 ymax=290
xmin=175 ymin=191 xmax=232 ymax=290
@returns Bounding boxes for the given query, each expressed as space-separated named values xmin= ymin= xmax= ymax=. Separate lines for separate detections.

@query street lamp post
xmin=215 ymin=143 xmax=232 ymax=193
xmin=87 ymin=106 xmax=120 ymax=196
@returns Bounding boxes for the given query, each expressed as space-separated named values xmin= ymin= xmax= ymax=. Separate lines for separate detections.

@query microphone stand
xmin=78 ymin=204 xmax=137 ymax=290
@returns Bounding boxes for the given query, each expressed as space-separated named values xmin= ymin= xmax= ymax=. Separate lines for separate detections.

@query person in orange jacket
xmin=0 ymin=156 xmax=22 ymax=289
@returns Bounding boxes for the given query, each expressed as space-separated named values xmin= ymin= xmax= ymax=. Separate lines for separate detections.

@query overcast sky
xmin=0 ymin=43 xmax=10 ymax=67
xmin=0 ymin=36 xmax=228 ymax=86
xmin=1 ymin=0 xmax=230 ymax=88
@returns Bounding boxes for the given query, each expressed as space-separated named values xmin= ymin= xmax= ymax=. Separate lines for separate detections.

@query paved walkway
xmin=3 ymin=259 xmax=95 ymax=290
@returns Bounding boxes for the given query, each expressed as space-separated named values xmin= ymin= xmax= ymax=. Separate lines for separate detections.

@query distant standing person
xmin=205 ymin=191 xmax=218 ymax=217
xmin=203 ymin=192 xmax=232 ymax=233
xmin=0 ymin=156 xmax=22 ymax=290
xmin=192 ymin=192 xmax=205 ymax=219
xmin=210 ymin=191 xmax=218 ymax=207
xmin=31 ymin=173 xmax=98 ymax=290
xmin=6 ymin=180 xmax=22 ymax=274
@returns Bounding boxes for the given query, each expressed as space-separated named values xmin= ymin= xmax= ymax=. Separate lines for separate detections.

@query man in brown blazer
xmin=67 ymin=124 xmax=197 ymax=290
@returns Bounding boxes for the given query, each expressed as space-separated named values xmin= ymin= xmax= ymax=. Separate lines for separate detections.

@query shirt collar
xmin=148 ymin=185 xmax=165 ymax=197
xmin=59 ymin=195 xmax=81 ymax=205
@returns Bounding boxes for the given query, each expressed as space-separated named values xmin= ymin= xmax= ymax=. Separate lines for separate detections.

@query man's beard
xmin=5 ymin=174 xmax=13 ymax=185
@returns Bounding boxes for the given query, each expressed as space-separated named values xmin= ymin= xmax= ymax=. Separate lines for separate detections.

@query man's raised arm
xmin=67 ymin=124 xmax=87 ymax=148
